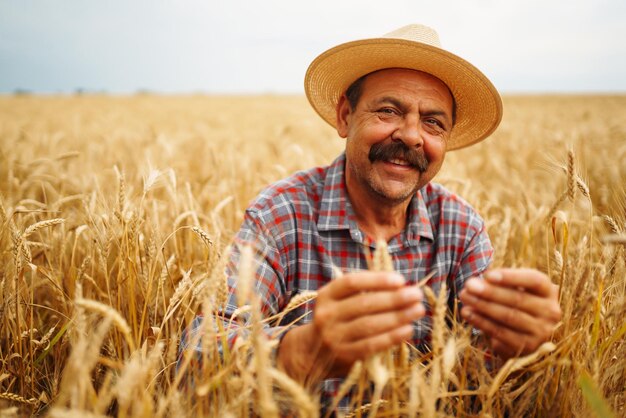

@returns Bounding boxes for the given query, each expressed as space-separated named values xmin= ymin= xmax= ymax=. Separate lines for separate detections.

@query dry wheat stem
xmin=47 ymin=408 xmax=109 ymax=418
xmin=238 ymin=243 xmax=279 ymax=418
xmin=22 ymin=218 xmax=65 ymax=239
xmin=0 ymin=407 xmax=19 ymax=418
xmin=0 ymin=195 xmax=8 ymax=227
xmin=546 ymin=191 xmax=568 ymax=222
xmin=558 ymin=164 xmax=591 ymax=200
xmin=567 ymin=148 xmax=576 ymax=202
xmin=282 ymin=290 xmax=317 ymax=313
xmin=190 ymin=226 xmax=213 ymax=247
xmin=2 ymin=96 xmax=625 ymax=418
xmin=601 ymin=215 xmax=621 ymax=234
xmin=0 ymin=392 xmax=38 ymax=406
xmin=343 ymin=399 xmax=388 ymax=418
xmin=487 ymin=342 xmax=557 ymax=399
xmin=364 ymin=241 xmax=393 ymax=417
xmin=267 ymin=368 xmax=317 ymax=418
xmin=325 ymin=361 xmax=362 ymax=418
xmin=74 ymin=298 xmax=136 ymax=351
xmin=115 ymin=168 xmax=126 ymax=216
xmin=162 ymin=268 xmax=194 ymax=324
xmin=407 ymin=364 xmax=420 ymax=417
xmin=416 ymin=270 xmax=436 ymax=288
xmin=601 ymin=234 xmax=626 ymax=245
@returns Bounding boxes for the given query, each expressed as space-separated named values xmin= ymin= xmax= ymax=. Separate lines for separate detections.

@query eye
xmin=377 ymin=107 xmax=400 ymax=117
xmin=425 ymin=118 xmax=444 ymax=129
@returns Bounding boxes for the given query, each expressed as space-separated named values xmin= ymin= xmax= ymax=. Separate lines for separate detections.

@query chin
xmin=373 ymin=186 xmax=419 ymax=204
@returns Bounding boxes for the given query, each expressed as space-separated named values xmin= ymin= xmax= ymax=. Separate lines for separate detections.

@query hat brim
xmin=304 ymin=38 xmax=503 ymax=150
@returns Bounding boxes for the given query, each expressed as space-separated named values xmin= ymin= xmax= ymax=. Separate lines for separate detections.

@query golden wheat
xmin=1 ymin=94 xmax=624 ymax=417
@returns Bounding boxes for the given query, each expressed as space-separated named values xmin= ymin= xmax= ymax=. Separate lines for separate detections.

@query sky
xmin=1 ymin=0 xmax=625 ymax=94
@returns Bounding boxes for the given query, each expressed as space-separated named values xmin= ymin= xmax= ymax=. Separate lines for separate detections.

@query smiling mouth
xmin=387 ymin=158 xmax=412 ymax=167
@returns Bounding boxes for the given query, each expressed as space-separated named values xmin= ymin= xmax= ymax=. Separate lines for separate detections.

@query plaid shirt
xmin=184 ymin=152 xmax=492 ymax=413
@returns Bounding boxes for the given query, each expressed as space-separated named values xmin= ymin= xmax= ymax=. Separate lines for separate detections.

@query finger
xmin=325 ymin=271 xmax=405 ymax=300
xmin=334 ymin=286 xmax=423 ymax=321
xmin=483 ymin=269 xmax=555 ymax=297
xmin=335 ymin=324 xmax=414 ymax=360
xmin=461 ymin=307 xmax=541 ymax=356
xmin=337 ymin=302 xmax=425 ymax=341
xmin=489 ymin=336 xmax=518 ymax=359
xmin=459 ymin=291 xmax=552 ymax=336
xmin=461 ymin=278 xmax=560 ymax=321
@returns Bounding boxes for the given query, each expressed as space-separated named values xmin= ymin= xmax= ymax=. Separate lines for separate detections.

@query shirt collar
xmin=317 ymin=153 xmax=434 ymax=245
xmin=317 ymin=153 xmax=354 ymax=232
xmin=406 ymin=188 xmax=434 ymax=244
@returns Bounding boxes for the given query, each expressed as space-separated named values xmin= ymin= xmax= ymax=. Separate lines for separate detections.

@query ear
xmin=335 ymin=94 xmax=352 ymax=138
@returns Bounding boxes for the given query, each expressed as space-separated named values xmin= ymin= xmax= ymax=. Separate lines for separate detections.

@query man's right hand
xmin=276 ymin=271 xmax=425 ymax=384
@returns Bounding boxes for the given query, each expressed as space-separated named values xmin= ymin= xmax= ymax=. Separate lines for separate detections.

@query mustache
xmin=368 ymin=142 xmax=429 ymax=172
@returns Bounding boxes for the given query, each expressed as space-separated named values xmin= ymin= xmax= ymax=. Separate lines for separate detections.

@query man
xmin=189 ymin=23 xmax=561 ymax=408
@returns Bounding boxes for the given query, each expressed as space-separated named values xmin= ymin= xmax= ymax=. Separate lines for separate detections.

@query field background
xmin=0 ymin=95 xmax=625 ymax=417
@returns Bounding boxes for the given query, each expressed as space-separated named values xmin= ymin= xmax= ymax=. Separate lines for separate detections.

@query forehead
xmin=359 ymin=68 xmax=453 ymax=103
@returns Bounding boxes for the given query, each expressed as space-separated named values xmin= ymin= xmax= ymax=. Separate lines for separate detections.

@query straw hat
xmin=304 ymin=24 xmax=503 ymax=150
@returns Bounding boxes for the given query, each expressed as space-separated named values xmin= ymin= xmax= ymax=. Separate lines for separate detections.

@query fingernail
xmin=400 ymin=324 xmax=415 ymax=338
xmin=400 ymin=286 xmax=422 ymax=302
xmin=467 ymin=279 xmax=486 ymax=294
xmin=389 ymin=273 xmax=405 ymax=285
xmin=405 ymin=303 xmax=424 ymax=318
xmin=486 ymin=271 xmax=503 ymax=281
xmin=461 ymin=307 xmax=473 ymax=320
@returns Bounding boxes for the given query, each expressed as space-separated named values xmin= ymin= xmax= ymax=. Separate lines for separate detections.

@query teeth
xmin=389 ymin=158 xmax=409 ymax=166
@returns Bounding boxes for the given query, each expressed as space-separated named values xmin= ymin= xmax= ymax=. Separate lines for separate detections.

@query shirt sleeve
xmin=223 ymin=210 xmax=292 ymax=343
xmin=456 ymin=213 xmax=493 ymax=284
xmin=180 ymin=207 xmax=292 ymax=358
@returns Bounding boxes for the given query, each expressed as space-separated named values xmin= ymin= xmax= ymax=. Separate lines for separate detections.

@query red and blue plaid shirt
xmin=184 ymin=152 xmax=492 ymax=412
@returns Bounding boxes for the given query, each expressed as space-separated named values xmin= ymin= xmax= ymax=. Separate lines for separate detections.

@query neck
xmin=346 ymin=181 xmax=412 ymax=243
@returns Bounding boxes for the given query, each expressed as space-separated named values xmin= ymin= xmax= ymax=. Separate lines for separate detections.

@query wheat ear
xmin=75 ymin=298 xmax=135 ymax=351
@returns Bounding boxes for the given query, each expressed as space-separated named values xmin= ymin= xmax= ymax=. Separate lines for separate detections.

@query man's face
xmin=336 ymin=68 xmax=454 ymax=206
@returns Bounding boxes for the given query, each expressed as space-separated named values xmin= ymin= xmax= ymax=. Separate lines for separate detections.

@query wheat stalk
xmin=407 ymin=363 xmax=421 ymax=417
xmin=0 ymin=392 xmax=38 ymax=406
xmin=363 ymin=240 xmax=394 ymax=417
xmin=268 ymin=368 xmax=317 ymax=418
xmin=191 ymin=226 xmax=213 ymax=247
xmin=558 ymin=164 xmax=591 ymax=200
xmin=214 ymin=246 xmax=232 ymax=309
xmin=487 ymin=342 xmax=556 ymax=399
xmin=47 ymin=408 xmax=108 ymax=418
xmin=343 ymin=399 xmax=388 ymax=418
xmin=3 ymin=94 xmax=625 ymax=418
xmin=165 ymin=268 xmax=193 ymax=317
xmin=325 ymin=361 xmax=362 ymax=417
xmin=546 ymin=190 xmax=568 ymax=222
xmin=115 ymin=167 xmax=126 ymax=217
xmin=602 ymin=215 xmax=621 ymax=234
xmin=282 ymin=290 xmax=317 ymax=313
xmin=601 ymin=234 xmax=626 ymax=245
xmin=75 ymin=298 xmax=136 ymax=351
xmin=567 ymin=148 xmax=576 ymax=202
xmin=23 ymin=218 xmax=65 ymax=239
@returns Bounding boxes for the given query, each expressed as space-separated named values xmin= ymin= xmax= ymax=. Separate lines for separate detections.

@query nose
xmin=392 ymin=113 xmax=424 ymax=148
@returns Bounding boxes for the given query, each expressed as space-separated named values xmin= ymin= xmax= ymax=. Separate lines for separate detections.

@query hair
xmin=344 ymin=70 xmax=458 ymax=126
xmin=345 ymin=74 xmax=368 ymax=111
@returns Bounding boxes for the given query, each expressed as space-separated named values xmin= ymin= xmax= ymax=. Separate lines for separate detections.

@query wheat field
xmin=0 ymin=94 xmax=625 ymax=417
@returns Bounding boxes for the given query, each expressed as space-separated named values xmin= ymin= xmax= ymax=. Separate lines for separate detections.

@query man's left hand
xmin=459 ymin=268 xmax=561 ymax=360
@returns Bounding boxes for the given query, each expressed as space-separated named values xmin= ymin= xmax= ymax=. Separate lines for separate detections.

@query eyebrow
xmin=374 ymin=96 xmax=406 ymax=111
